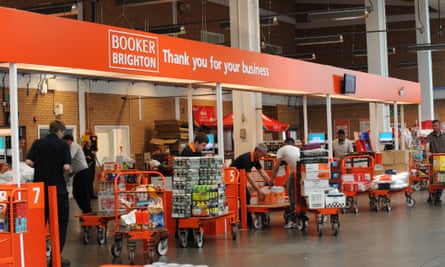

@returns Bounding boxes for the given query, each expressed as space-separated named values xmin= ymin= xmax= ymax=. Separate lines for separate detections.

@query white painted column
xmin=187 ymin=85 xmax=194 ymax=142
xmin=366 ymin=0 xmax=390 ymax=152
xmin=9 ymin=63 xmax=20 ymax=184
xmin=216 ymin=83 xmax=224 ymax=156
xmin=9 ymin=63 xmax=26 ymax=267
xmin=78 ymin=79 xmax=86 ymax=136
xmin=393 ymin=102 xmax=399 ymax=150
xmin=401 ymin=105 xmax=406 ymax=150
xmin=175 ymin=97 xmax=180 ymax=120
xmin=326 ymin=95 xmax=333 ymax=159
xmin=415 ymin=0 xmax=434 ymax=121
xmin=303 ymin=96 xmax=308 ymax=144
xmin=229 ymin=0 xmax=262 ymax=157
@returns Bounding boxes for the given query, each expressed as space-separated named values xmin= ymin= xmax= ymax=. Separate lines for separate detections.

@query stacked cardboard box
xmin=375 ymin=150 xmax=409 ymax=175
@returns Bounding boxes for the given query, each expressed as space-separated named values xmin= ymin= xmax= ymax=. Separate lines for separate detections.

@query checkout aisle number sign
xmin=0 ymin=184 xmax=44 ymax=209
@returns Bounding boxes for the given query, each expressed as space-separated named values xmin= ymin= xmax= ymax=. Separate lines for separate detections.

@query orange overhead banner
xmin=0 ymin=7 xmax=421 ymax=104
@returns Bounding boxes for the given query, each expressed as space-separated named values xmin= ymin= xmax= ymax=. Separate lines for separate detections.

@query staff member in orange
xmin=181 ymin=132 xmax=209 ymax=156
xmin=231 ymin=143 xmax=274 ymax=228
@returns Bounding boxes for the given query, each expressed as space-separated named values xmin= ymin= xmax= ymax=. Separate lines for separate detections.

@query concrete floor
xmin=62 ymin=190 xmax=445 ymax=267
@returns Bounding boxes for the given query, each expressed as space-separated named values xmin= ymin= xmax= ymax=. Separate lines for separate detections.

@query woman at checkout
xmin=332 ymin=129 xmax=354 ymax=158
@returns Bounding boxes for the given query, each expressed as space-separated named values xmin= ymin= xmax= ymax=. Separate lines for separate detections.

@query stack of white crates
xmin=300 ymin=162 xmax=331 ymax=209
xmin=172 ymin=156 xmax=225 ymax=218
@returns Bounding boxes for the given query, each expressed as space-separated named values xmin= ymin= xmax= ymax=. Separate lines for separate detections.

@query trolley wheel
xmin=194 ymin=230 xmax=204 ymax=248
xmin=317 ymin=223 xmax=323 ymax=237
xmin=231 ymin=224 xmax=237 ymax=240
xmin=413 ymin=182 xmax=422 ymax=191
xmin=369 ymin=198 xmax=377 ymax=211
xmin=344 ymin=197 xmax=353 ymax=209
xmin=332 ymin=223 xmax=340 ymax=236
xmin=46 ymin=238 xmax=52 ymax=263
xmin=111 ymin=242 xmax=122 ymax=257
xmin=156 ymin=238 xmax=168 ymax=256
xmin=128 ymin=248 xmax=136 ymax=265
xmin=253 ymin=215 xmax=263 ymax=230
xmin=83 ymin=227 xmax=91 ymax=244
xmin=262 ymin=214 xmax=271 ymax=226
xmin=179 ymin=230 xmax=188 ymax=248
xmin=406 ymin=197 xmax=416 ymax=207
xmin=97 ymin=227 xmax=106 ymax=245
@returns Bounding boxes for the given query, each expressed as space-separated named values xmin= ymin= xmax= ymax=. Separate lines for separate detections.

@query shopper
xmin=25 ymin=120 xmax=71 ymax=266
xmin=271 ymin=138 xmax=301 ymax=229
xmin=426 ymin=119 xmax=445 ymax=203
xmin=83 ymin=140 xmax=97 ymax=199
xmin=231 ymin=143 xmax=274 ymax=228
xmin=63 ymin=134 xmax=92 ymax=214
xmin=332 ymin=129 xmax=354 ymax=158
xmin=181 ymin=132 xmax=209 ymax=156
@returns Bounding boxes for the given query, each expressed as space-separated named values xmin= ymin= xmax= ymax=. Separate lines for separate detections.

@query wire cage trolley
xmin=110 ymin=171 xmax=169 ymax=264
xmin=295 ymin=161 xmax=342 ymax=237
xmin=428 ymin=153 xmax=445 ymax=205
xmin=340 ymin=154 xmax=375 ymax=214
xmin=409 ymin=150 xmax=430 ymax=192
xmin=175 ymin=167 xmax=239 ymax=248
xmin=0 ymin=187 xmax=27 ymax=266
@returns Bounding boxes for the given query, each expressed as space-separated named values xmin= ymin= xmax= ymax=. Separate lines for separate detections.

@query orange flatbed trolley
xmin=110 ymin=171 xmax=169 ymax=265
xmin=428 ymin=153 xmax=445 ymax=205
xmin=74 ymin=162 xmax=123 ymax=245
xmin=175 ymin=166 xmax=239 ymax=248
xmin=340 ymin=154 xmax=374 ymax=213
xmin=295 ymin=159 xmax=342 ymax=237
xmin=245 ymin=159 xmax=291 ymax=229
xmin=76 ymin=212 xmax=115 ymax=245
xmin=369 ymin=170 xmax=415 ymax=211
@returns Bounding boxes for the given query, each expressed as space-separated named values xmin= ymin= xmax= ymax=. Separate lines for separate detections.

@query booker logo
xmin=108 ymin=30 xmax=159 ymax=73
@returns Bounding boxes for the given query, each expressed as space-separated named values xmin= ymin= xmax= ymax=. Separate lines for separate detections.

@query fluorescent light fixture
xmin=407 ymin=43 xmax=445 ymax=52
xmin=307 ymin=6 xmax=373 ymax=21
xmin=149 ymin=25 xmax=186 ymax=35
xmin=220 ymin=16 xmax=278 ymax=29
xmin=260 ymin=16 xmax=278 ymax=26
xmin=25 ymin=3 xmax=78 ymax=17
xmin=353 ymin=47 xmax=396 ymax=57
xmin=285 ymin=53 xmax=317 ymax=61
xmin=395 ymin=61 xmax=417 ymax=69
xmin=295 ymin=34 xmax=343 ymax=46
xmin=115 ymin=0 xmax=179 ymax=7
xmin=346 ymin=64 xmax=368 ymax=71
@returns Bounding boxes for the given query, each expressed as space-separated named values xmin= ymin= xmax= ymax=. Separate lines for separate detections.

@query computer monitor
xmin=205 ymin=133 xmax=214 ymax=150
xmin=308 ymin=133 xmax=325 ymax=144
xmin=379 ymin=132 xmax=393 ymax=144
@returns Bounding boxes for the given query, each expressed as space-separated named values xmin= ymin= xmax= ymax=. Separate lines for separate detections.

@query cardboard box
xmin=381 ymin=151 xmax=394 ymax=165
xmin=301 ymin=170 xmax=331 ymax=180
xmin=325 ymin=193 xmax=346 ymax=208
xmin=301 ymin=163 xmax=330 ymax=172
xmin=433 ymin=155 xmax=445 ymax=171
xmin=393 ymin=150 xmax=409 ymax=164
xmin=383 ymin=163 xmax=408 ymax=172
xmin=98 ymin=194 xmax=115 ymax=212
xmin=301 ymin=187 xmax=329 ymax=197
xmin=301 ymin=179 xmax=330 ymax=188
xmin=306 ymin=193 xmax=325 ymax=209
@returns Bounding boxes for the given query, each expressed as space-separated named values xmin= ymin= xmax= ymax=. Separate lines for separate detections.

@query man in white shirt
xmin=271 ymin=138 xmax=300 ymax=229
xmin=63 ymin=134 xmax=92 ymax=214
xmin=332 ymin=129 xmax=354 ymax=158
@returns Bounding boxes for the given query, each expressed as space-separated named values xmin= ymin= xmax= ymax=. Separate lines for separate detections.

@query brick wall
xmin=5 ymin=87 xmax=443 ymax=158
